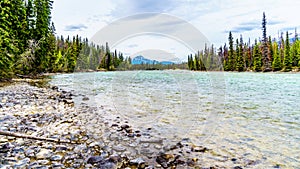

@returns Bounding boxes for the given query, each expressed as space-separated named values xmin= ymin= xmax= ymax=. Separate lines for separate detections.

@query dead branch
xmin=0 ymin=130 xmax=79 ymax=144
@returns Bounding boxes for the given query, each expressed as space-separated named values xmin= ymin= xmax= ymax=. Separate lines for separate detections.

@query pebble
xmin=55 ymin=145 xmax=68 ymax=152
xmin=37 ymin=160 xmax=50 ymax=165
xmin=113 ymin=145 xmax=126 ymax=152
xmin=25 ymin=149 xmax=35 ymax=157
xmin=13 ymin=158 xmax=30 ymax=168
xmin=0 ymin=138 xmax=9 ymax=143
xmin=130 ymin=158 xmax=146 ymax=168
xmin=50 ymin=155 xmax=63 ymax=161
xmin=0 ymin=83 xmax=253 ymax=168
xmin=82 ymin=97 xmax=89 ymax=101
xmin=121 ymin=124 xmax=130 ymax=130
xmin=36 ymin=149 xmax=52 ymax=159
xmin=191 ymin=145 xmax=208 ymax=152
xmin=51 ymin=162 xmax=64 ymax=168
xmin=87 ymin=156 xmax=104 ymax=164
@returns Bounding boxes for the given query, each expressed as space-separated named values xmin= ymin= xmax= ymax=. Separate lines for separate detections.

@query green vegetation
xmin=1 ymin=3 xmax=299 ymax=80
xmin=188 ymin=13 xmax=300 ymax=72
xmin=0 ymin=0 xmax=130 ymax=80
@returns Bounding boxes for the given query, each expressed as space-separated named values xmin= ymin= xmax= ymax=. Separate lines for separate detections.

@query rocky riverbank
xmin=0 ymin=82 xmax=253 ymax=168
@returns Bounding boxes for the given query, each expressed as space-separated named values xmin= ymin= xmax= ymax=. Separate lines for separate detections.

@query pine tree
xmin=272 ymin=41 xmax=281 ymax=71
xmin=268 ymin=36 xmax=273 ymax=64
xmin=223 ymin=44 xmax=229 ymax=71
xmin=262 ymin=12 xmax=270 ymax=71
xmin=253 ymin=40 xmax=262 ymax=71
xmin=236 ymin=36 xmax=244 ymax=71
xmin=0 ymin=0 xmax=22 ymax=78
xmin=228 ymin=31 xmax=234 ymax=71
xmin=105 ymin=42 xmax=111 ymax=70
xmin=195 ymin=54 xmax=200 ymax=70
xmin=33 ymin=0 xmax=54 ymax=73
xmin=283 ymin=31 xmax=292 ymax=71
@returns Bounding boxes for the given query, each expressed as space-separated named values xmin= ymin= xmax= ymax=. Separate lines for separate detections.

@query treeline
xmin=188 ymin=13 xmax=300 ymax=72
xmin=0 ymin=0 xmax=130 ymax=79
xmin=1 ymin=0 xmax=55 ymax=78
xmin=127 ymin=63 xmax=188 ymax=70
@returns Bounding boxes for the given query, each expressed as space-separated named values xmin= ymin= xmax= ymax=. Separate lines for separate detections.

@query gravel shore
xmin=0 ymin=82 xmax=251 ymax=168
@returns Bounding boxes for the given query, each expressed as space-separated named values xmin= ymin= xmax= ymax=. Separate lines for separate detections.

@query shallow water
xmin=50 ymin=70 xmax=300 ymax=168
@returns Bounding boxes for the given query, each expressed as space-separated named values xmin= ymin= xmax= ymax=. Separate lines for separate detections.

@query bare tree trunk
xmin=0 ymin=130 xmax=78 ymax=144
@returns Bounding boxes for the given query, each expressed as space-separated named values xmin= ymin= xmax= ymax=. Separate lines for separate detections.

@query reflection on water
xmin=51 ymin=70 xmax=300 ymax=168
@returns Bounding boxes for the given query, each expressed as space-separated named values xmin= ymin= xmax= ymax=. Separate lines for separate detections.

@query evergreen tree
xmin=33 ymin=0 xmax=54 ymax=73
xmin=295 ymin=40 xmax=300 ymax=67
xmin=290 ymin=41 xmax=298 ymax=67
xmin=283 ymin=31 xmax=292 ymax=70
xmin=253 ymin=40 xmax=262 ymax=71
xmin=195 ymin=54 xmax=200 ymax=70
xmin=268 ymin=36 xmax=273 ymax=64
xmin=105 ymin=42 xmax=111 ymax=70
xmin=0 ymin=0 xmax=21 ymax=78
xmin=262 ymin=12 xmax=270 ymax=70
xmin=223 ymin=44 xmax=229 ymax=71
xmin=228 ymin=31 xmax=234 ymax=71
xmin=272 ymin=41 xmax=281 ymax=71
xmin=236 ymin=36 xmax=244 ymax=71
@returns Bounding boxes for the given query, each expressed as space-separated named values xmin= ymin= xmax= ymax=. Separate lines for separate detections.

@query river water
xmin=50 ymin=70 xmax=300 ymax=168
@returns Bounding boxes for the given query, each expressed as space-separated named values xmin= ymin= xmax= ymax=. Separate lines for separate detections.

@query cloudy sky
xmin=52 ymin=0 xmax=300 ymax=61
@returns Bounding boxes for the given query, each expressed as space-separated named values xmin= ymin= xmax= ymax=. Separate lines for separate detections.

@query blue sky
xmin=52 ymin=0 xmax=300 ymax=60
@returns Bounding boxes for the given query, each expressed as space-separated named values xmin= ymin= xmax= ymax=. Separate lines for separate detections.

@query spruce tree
xmin=33 ymin=0 xmax=54 ymax=73
xmin=236 ymin=36 xmax=244 ymax=71
xmin=223 ymin=44 xmax=229 ymax=71
xmin=283 ymin=31 xmax=292 ymax=70
xmin=268 ymin=36 xmax=273 ymax=64
xmin=228 ymin=31 xmax=234 ymax=71
xmin=0 ymin=0 xmax=21 ymax=78
xmin=105 ymin=42 xmax=111 ymax=70
xmin=253 ymin=40 xmax=262 ymax=71
xmin=262 ymin=12 xmax=270 ymax=70
xmin=272 ymin=41 xmax=281 ymax=71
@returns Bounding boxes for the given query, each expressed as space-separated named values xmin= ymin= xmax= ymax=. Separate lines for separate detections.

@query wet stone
xmin=50 ymin=155 xmax=63 ymax=161
xmin=87 ymin=156 xmax=105 ymax=164
xmin=82 ymin=97 xmax=89 ymax=101
xmin=121 ymin=124 xmax=130 ymax=130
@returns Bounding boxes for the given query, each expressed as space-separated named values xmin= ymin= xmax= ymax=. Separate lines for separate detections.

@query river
xmin=50 ymin=70 xmax=300 ymax=168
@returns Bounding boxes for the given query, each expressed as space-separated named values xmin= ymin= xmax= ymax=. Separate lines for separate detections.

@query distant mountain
xmin=132 ymin=55 xmax=174 ymax=65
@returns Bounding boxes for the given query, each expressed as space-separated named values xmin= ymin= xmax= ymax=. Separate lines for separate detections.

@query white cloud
xmin=51 ymin=0 xmax=300 ymax=59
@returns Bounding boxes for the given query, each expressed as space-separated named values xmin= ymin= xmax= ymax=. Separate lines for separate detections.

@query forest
xmin=0 ymin=0 xmax=130 ymax=80
xmin=188 ymin=13 xmax=300 ymax=72
xmin=1 ymin=1 xmax=300 ymax=81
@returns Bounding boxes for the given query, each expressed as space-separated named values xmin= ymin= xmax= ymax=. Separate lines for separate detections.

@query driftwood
xmin=0 ymin=130 xmax=78 ymax=144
